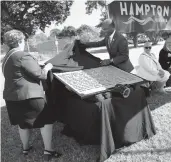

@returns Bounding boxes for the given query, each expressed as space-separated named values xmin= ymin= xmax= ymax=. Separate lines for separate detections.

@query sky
xmin=44 ymin=0 xmax=102 ymax=36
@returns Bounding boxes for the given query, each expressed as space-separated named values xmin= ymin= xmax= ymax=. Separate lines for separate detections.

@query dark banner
xmin=108 ymin=1 xmax=171 ymax=33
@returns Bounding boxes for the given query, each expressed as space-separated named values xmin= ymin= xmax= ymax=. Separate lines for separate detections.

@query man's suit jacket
xmin=2 ymin=49 xmax=47 ymax=101
xmin=159 ymin=48 xmax=171 ymax=70
xmin=84 ymin=31 xmax=133 ymax=72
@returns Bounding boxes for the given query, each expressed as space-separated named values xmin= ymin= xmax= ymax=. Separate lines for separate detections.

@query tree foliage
xmin=59 ymin=26 xmax=77 ymax=37
xmin=85 ymin=0 xmax=108 ymax=27
xmin=1 ymin=1 xmax=73 ymax=42
xmin=77 ymin=25 xmax=100 ymax=42
xmin=49 ymin=28 xmax=61 ymax=40
xmin=29 ymin=33 xmax=48 ymax=46
xmin=77 ymin=25 xmax=96 ymax=34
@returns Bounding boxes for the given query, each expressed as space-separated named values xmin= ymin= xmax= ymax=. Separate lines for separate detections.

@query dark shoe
xmin=44 ymin=150 xmax=62 ymax=161
xmin=23 ymin=146 xmax=33 ymax=155
xmin=140 ymin=86 xmax=151 ymax=97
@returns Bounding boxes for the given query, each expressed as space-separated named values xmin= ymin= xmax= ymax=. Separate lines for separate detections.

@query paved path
xmin=88 ymin=41 xmax=164 ymax=66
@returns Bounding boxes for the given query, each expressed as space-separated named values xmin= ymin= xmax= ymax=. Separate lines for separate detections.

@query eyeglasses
xmin=145 ymin=47 xmax=152 ymax=49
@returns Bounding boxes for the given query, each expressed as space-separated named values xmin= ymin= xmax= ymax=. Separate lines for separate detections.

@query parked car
xmin=137 ymin=34 xmax=150 ymax=43
xmin=127 ymin=39 xmax=133 ymax=44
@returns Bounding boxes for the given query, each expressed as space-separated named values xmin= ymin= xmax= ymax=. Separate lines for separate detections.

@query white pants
xmin=131 ymin=67 xmax=170 ymax=90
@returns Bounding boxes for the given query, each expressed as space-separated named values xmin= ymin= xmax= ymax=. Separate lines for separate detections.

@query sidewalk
xmin=88 ymin=41 xmax=165 ymax=66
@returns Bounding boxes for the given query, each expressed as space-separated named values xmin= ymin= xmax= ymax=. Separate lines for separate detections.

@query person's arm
xmin=139 ymin=54 xmax=159 ymax=76
xmin=159 ymin=50 xmax=169 ymax=63
xmin=159 ymin=50 xmax=171 ymax=69
xmin=167 ymin=52 xmax=171 ymax=65
xmin=83 ymin=38 xmax=106 ymax=48
xmin=111 ymin=38 xmax=129 ymax=66
xmin=21 ymin=54 xmax=52 ymax=80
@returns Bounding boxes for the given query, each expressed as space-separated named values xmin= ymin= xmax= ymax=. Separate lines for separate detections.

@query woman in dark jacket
xmin=2 ymin=29 xmax=61 ymax=160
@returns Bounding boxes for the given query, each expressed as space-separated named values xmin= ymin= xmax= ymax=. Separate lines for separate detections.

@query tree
xmin=85 ymin=0 xmax=108 ymax=27
xmin=49 ymin=28 xmax=61 ymax=40
xmin=77 ymin=25 xmax=100 ymax=42
xmin=1 ymin=1 xmax=73 ymax=42
xmin=145 ymin=31 xmax=160 ymax=45
xmin=25 ymin=32 xmax=48 ymax=52
xmin=59 ymin=26 xmax=77 ymax=37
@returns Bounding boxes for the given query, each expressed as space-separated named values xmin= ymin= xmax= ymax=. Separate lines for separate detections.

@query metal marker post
xmin=55 ymin=35 xmax=58 ymax=54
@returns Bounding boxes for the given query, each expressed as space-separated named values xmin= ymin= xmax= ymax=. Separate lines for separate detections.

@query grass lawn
xmin=1 ymin=41 xmax=171 ymax=162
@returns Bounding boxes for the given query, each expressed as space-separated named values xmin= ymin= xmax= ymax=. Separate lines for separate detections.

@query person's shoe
xmin=44 ymin=150 xmax=62 ymax=161
xmin=22 ymin=146 xmax=33 ymax=155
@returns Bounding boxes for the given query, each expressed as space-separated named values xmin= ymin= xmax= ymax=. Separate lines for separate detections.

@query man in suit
xmin=81 ymin=18 xmax=134 ymax=73
xmin=79 ymin=19 xmax=134 ymax=100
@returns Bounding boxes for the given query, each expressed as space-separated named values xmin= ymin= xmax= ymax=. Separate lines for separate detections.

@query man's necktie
xmin=108 ymin=35 xmax=113 ymax=49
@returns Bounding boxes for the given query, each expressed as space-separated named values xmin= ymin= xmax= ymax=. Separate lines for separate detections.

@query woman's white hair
xmin=3 ymin=29 xmax=25 ymax=48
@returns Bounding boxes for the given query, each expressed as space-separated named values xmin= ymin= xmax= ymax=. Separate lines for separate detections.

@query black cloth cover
xmin=45 ymin=40 xmax=156 ymax=162
xmin=159 ymin=48 xmax=171 ymax=70
xmin=46 ymin=40 xmax=101 ymax=72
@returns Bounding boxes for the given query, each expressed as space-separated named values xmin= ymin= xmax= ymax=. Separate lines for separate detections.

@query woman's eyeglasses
xmin=145 ymin=47 xmax=152 ymax=49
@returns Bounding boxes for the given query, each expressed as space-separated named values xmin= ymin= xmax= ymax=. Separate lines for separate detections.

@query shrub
xmin=76 ymin=25 xmax=100 ymax=43
xmin=59 ymin=26 xmax=77 ymax=37
xmin=26 ymin=33 xmax=48 ymax=52
xmin=49 ymin=28 xmax=61 ymax=39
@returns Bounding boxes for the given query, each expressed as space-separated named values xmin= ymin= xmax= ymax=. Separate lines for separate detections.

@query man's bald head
xmin=102 ymin=19 xmax=115 ymax=29
xmin=101 ymin=19 xmax=115 ymax=37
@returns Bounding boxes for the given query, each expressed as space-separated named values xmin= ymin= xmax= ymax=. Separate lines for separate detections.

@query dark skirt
xmin=5 ymin=98 xmax=56 ymax=129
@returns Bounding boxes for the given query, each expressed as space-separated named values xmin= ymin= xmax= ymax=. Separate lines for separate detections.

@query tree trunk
xmin=133 ymin=32 xmax=138 ymax=47
xmin=152 ymin=34 xmax=159 ymax=45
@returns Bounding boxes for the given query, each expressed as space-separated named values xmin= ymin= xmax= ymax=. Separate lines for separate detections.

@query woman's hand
xmin=43 ymin=63 xmax=53 ymax=72
xmin=158 ymin=69 xmax=165 ymax=78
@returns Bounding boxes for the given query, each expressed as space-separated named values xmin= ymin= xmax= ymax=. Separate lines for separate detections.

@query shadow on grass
xmin=1 ymin=105 xmax=99 ymax=162
xmin=118 ymin=147 xmax=171 ymax=155
xmin=147 ymin=90 xmax=171 ymax=111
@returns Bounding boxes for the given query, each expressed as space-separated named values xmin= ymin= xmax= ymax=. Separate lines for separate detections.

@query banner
xmin=108 ymin=1 xmax=171 ymax=33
